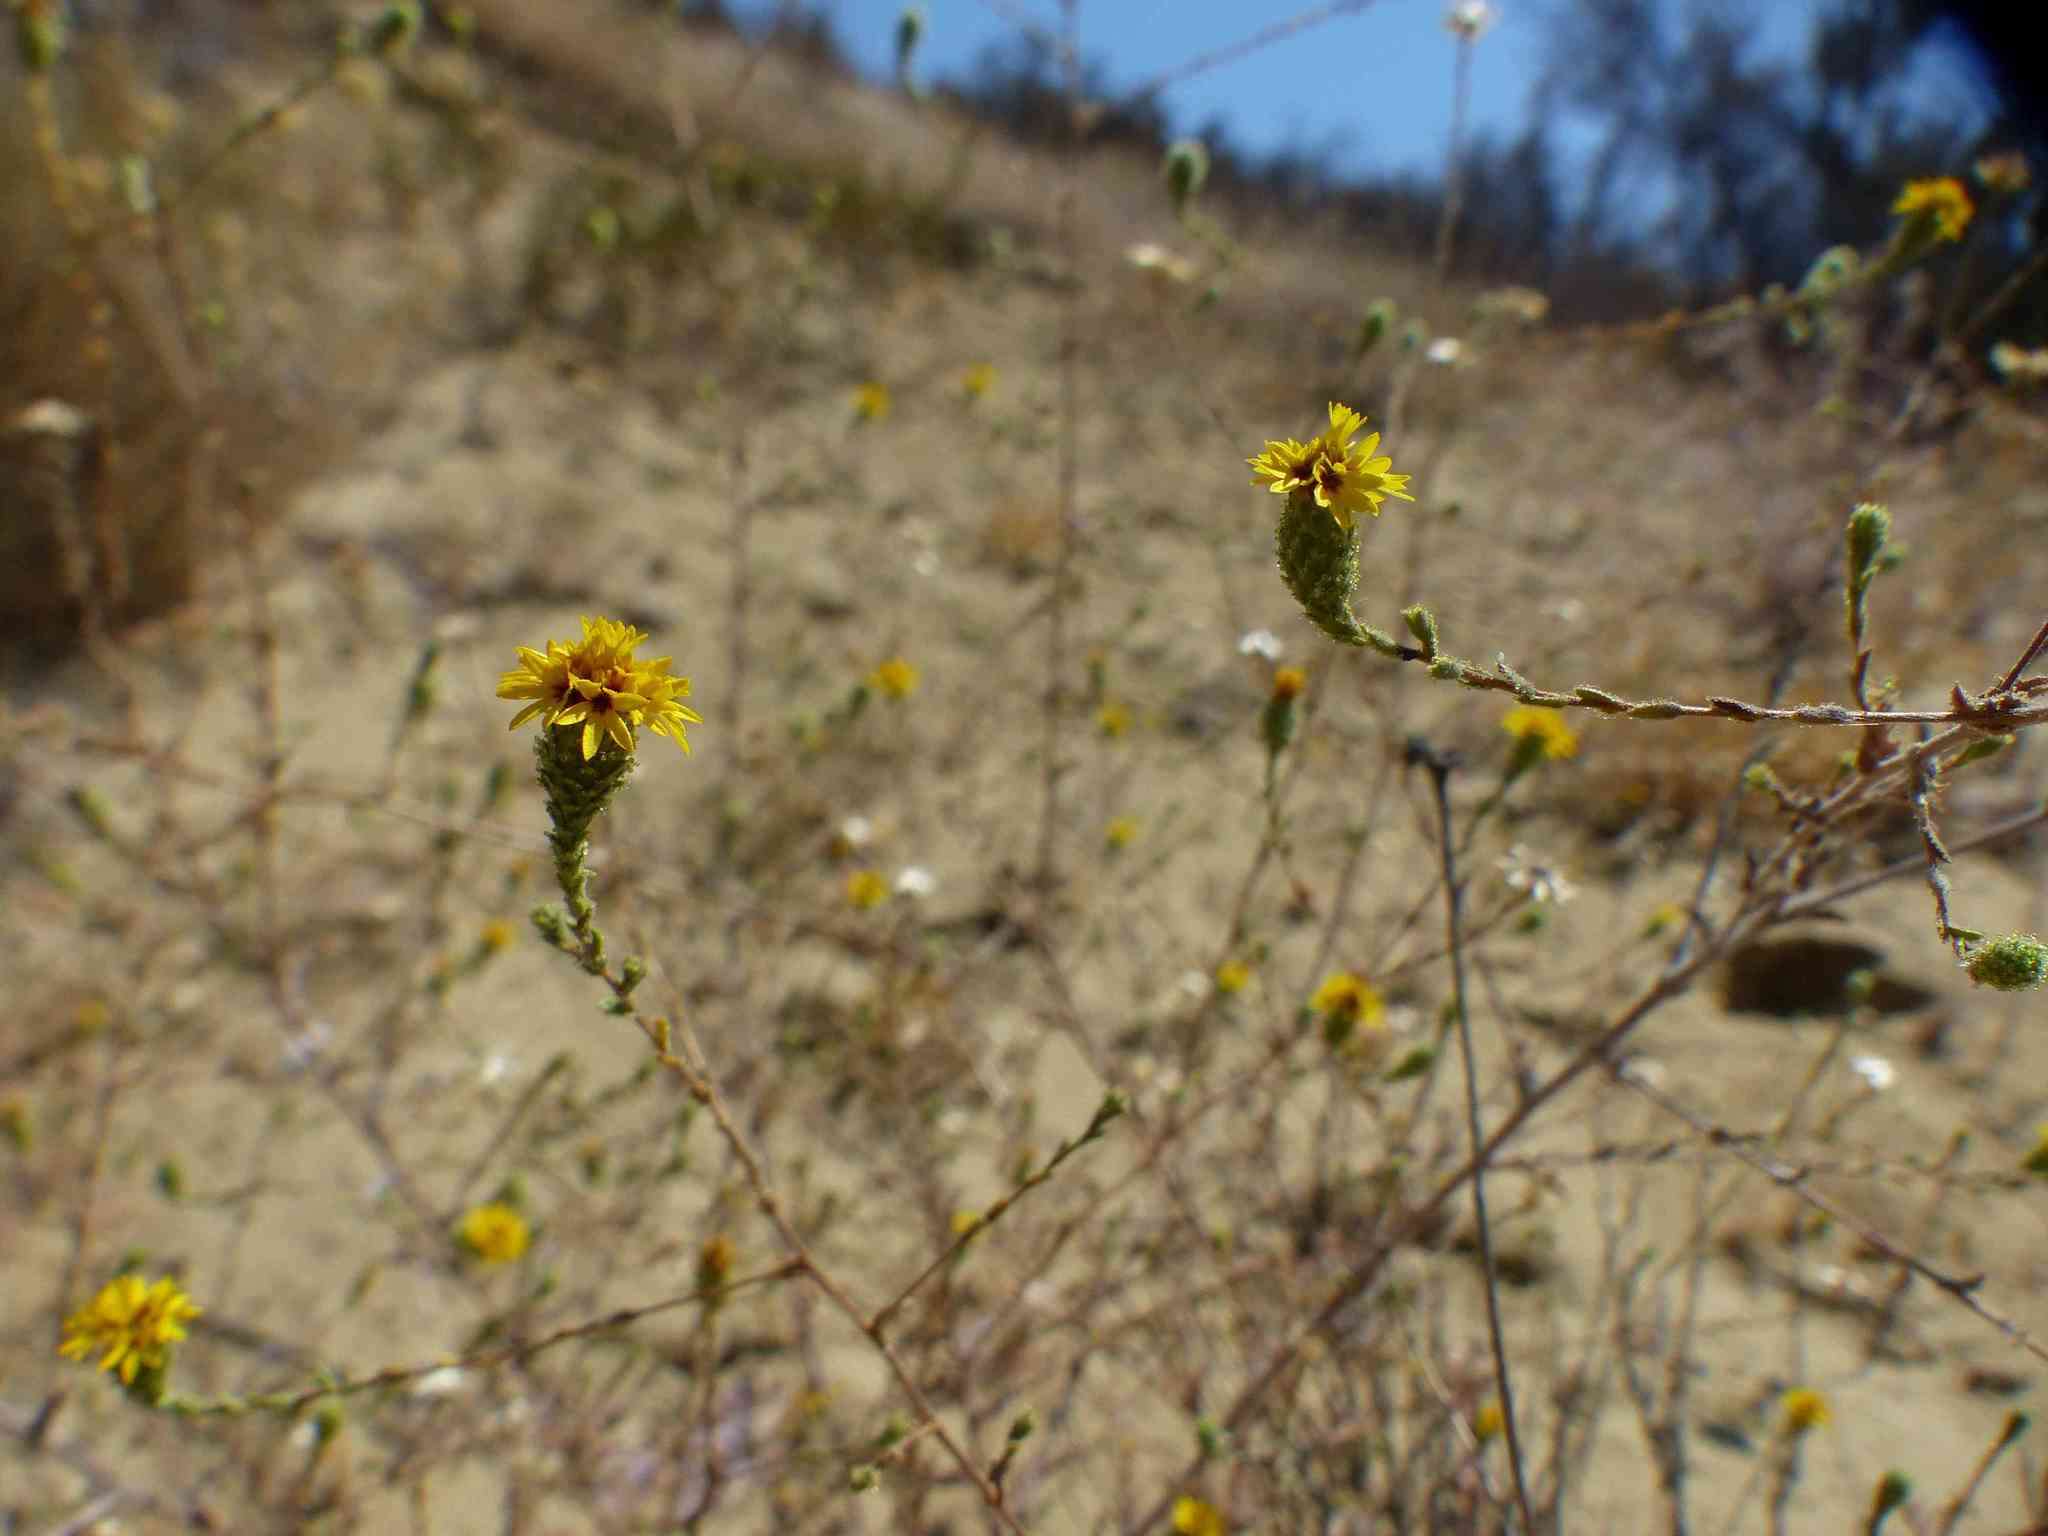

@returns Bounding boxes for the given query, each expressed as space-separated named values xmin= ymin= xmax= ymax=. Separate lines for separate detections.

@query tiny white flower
xmin=894 ymin=865 xmax=937 ymax=898
xmin=1850 ymin=1054 xmax=1895 ymax=1093
xmin=412 ymin=1366 xmax=469 ymax=1398
xmin=838 ymin=815 xmax=873 ymax=849
xmin=1424 ymin=336 xmax=1465 ymax=366
xmin=479 ymin=1052 xmax=513 ymax=1086
xmin=1237 ymin=628 xmax=1284 ymax=661
xmin=1445 ymin=1 xmax=1498 ymax=39
xmin=1499 ymin=845 xmax=1576 ymax=905
xmin=1177 ymin=968 xmax=1213 ymax=1001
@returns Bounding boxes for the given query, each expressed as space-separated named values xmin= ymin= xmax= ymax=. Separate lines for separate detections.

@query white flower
xmin=894 ymin=866 xmax=937 ymax=898
xmin=1424 ymin=336 xmax=1465 ymax=366
xmin=1176 ymin=969 xmax=1213 ymax=1001
xmin=412 ymin=1366 xmax=470 ymax=1398
xmin=1124 ymin=242 xmax=1197 ymax=284
xmin=1850 ymin=1054 xmax=1895 ymax=1093
xmin=836 ymin=815 xmax=873 ymax=851
xmin=1499 ymin=845 xmax=1576 ymax=905
xmin=1445 ymin=1 xmax=1499 ymax=39
xmin=1618 ymin=1056 xmax=1667 ymax=1091
xmin=1237 ymin=628 xmax=1284 ymax=661
xmin=479 ymin=1052 xmax=514 ymax=1086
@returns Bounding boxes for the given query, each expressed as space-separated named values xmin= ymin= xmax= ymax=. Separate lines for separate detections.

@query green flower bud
xmin=1965 ymin=934 xmax=2048 ymax=992
xmin=1162 ymin=139 xmax=1209 ymax=217
xmin=1355 ymin=298 xmax=1398 ymax=360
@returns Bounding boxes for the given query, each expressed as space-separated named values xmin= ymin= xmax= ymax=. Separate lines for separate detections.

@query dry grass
xmin=4 ymin=5 xmax=2048 ymax=1534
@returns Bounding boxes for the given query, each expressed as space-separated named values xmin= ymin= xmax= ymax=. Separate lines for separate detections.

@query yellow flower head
xmin=1473 ymin=1400 xmax=1505 ymax=1442
xmin=1310 ymin=971 xmax=1385 ymax=1030
xmin=1502 ymin=704 xmax=1578 ymax=761
xmin=497 ymin=616 xmax=702 ymax=761
xmin=1214 ymin=959 xmax=1252 ymax=995
xmin=1272 ymin=666 xmax=1308 ymax=700
xmin=1249 ymin=402 xmax=1414 ymax=531
xmin=457 ymin=1202 xmax=531 ymax=1264
xmin=1172 ymin=1497 xmax=1227 ymax=1536
xmin=852 ymin=381 xmax=892 ymax=422
xmin=869 ymin=657 xmax=920 ymax=699
xmin=479 ymin=918 xmax=516 ymax=954
xmin=1104 ymin=816 xmax=1140 ymax=850
xmin=962 ymin=362 xmax=997 ymax=400
xmin=59 ymin=1274 xmax=202 ymax=1384
xmin=1891 ymin=178 xmax=1973 ymax=243
xmin=1780 ymin=1387 xmax=1831 ymax=1436
xmin=1097 ymin=701 xmax=1133 ymax=738
xmin=846 ymin=869 xmax=889 ymax=910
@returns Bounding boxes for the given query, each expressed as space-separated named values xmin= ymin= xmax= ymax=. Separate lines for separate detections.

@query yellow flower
xmin=59 ymin=1274 xmax=202 ymax=1385
xmin=697 ymin=1234 xmax=736 ymax=1296
xmin=1104 ymin=817 xmax=1139 ymax=850
xmin=1891 ymin=178 xmax=1973 ymax=243
xmin=457 ymin=1202 xmax=531 ymax=1264
xmin=1271 ymin=666 xmax=1307 ymax=700
xmin=1780 ymin=1387 xmax=1831 ymax=1436
xmin=1248 ymin=402 xmax=1414 ymax=531
xmin=962 ymin=362 xmax=996 ymax=400
xmin=1502 ymin=704 xmax=1578 ymax=761
xmin=497 ymin=616 xmax=702 ymax=760
xmin=1171 ymin=1497 xmax=1226 ymax=1536
xmin=846 ymin=869 xmax=889 ymax=909
xmin=1310 ymin=971 xmax=1385 ymax=1032
xmin=1214 ymin=960 xmax=1252 ymax=995
xmin=852 ymin=381 xmax=892 ymax=421
xmin=1097 ymin=701 xmax=1132 ymax=738
xmin=869 ymin=657 xmax=919 ymax=699
xmin=1473 ymin=1400 xmax=1505 ymax=1441
xmin=950 ymin=1208 xmax=984 ymax=1237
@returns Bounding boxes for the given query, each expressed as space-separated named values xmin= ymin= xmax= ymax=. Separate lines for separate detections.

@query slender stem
xmin=1422 ymin=747 xmax=1537 ymax=1535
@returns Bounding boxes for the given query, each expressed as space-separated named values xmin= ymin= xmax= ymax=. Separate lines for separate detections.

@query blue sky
xmin=729 ymin=0 xmax=1993 ymax=185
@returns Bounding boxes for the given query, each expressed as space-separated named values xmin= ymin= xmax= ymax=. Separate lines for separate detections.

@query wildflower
xmin=846 ymin=870 xmax=889 ymax=909
xmin=1104 ymin=817 xmax=1139 ymax=850
xmin=1849 ymin=1055 xmax=1895 ymax=1093
xmin=1780 ymin=1387 xmax=1831 ymax=1436
xmin=497 ymin=615 xmax=701 ymax=760
xmin=1237 ymin=628 xmax=1283 ymax=661
xmin=1502 ymin=704 xmax=1578 ymax=761
xmin=950 ymin=1208 xmax=983 ymax=1237
xmin=1214 ymin=960 xmax=1251 ymax=995
xmin=1172 ymin=1497 xmax=1227 ymax=1536
xmin=59 ymin=1274 xmax=202 ymax=1386
xmin=869 ymin=657 xmax=919 ymax=699
xmin=830 ymin=815 xmax=874 ymax=858
xmin=1271 ymin=666 xmax=1308 ymax=700
xmin=1097 ymin=701 xmax=1132 ymax=737
xmin=1499 ymin=845 xmax=1577 ymax=906
xmin=893 ymin=865 xmax=937 ymax=899
xmin=1310 ymin=971 xmax=1386 ymax=1050
xmin=1891 ymin=178 xmax=1973 ymax=243
xmin=411 ymin=1365 xmax=469 ymax=1397
xmin=479 ymin=1051 xmax=513 ymax=1086
xmin=1445 ymin=1 xmax=1499 ymax=40
xmin=1473 ymin=1399 xmax=1505 ymax=1441
xmin=1248 ymin=402 xmax=1414 ymax=532
xmin=1424 ymin=336 xmax=1465 ymax=366
xmin=479 ymin=918 xmax=516 ymax=954
xmin=962 ymin=363 xmax=996 ymax=400
xmin=457 ymin=1202 xmax=531 ymax=1264
xmin=852 ymin=381 xmax=891 ymax=422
